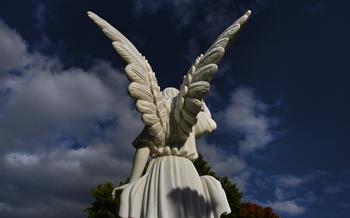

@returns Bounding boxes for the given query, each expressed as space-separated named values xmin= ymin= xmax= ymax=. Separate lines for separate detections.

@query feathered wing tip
xmin=238 ymin=10 xmax=252 ymax=24
xmin=87 ymin=11 xmax=144 ymax=65
xmin=87 ymin=11 xmax=169 ymax=148
xmin=172 ymin=10 xmax=252 ymax=144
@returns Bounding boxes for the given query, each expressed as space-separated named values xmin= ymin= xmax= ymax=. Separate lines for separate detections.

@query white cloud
xmin=258 ymin=173 xmax=321 ymax=213
xmin=277 ymin=174 xmax=305 ymax=188
xmin=221 ymin=87 xmax=275 ymax=154
xmin=232 ymin=169 xmax=252 ymax=192
xmin=267 ymin=200 xmax=306 ymax=216
xmin=274 ymin=187 xmax=287 ymax=200
xmin=198 ymin=140 xmax=247 ymax=177
xmin=0 ymin=202 xmax=12 ymax=212
xmin=0 ymin=20 xmax=29 ymax=74
xmin=0 ymin=57 xmax=142 ymax=151
xmin=197 ymin=139 xmax=252 ymax=193
xmin=0 ymin=20 xmax=141 ymax=149
xmin=5 ymin=152 xmax=39 ymax=167
xmin=2 ymin=145 xmax=132 ymax=191
xmin=0 ymin=18 xmax=143 ymax=218
xmin=197 ymin=136 xmax=251 ymax=193
xmin=195 ymin=87 xmax=279 ymax=194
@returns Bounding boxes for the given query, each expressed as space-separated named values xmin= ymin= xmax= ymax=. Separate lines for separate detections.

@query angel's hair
xmin=162 ymin=87 xmax=179 ymax=99
xmin=162 ymin=87 xmax=216 ymax=138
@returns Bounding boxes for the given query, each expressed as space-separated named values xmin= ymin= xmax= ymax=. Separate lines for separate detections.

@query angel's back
xmin=87 ymin=10 xmax=251 ymax=218
xmin=132 ymin=86 xmax=216 ymax=161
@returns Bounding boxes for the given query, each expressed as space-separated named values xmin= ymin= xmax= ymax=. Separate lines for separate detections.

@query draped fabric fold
xmin=119 ymin=156 xmax=230 ymax=218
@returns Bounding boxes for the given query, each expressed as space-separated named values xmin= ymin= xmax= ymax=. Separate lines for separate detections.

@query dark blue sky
xmin=0 ymin=0 xmax=349 ymax=217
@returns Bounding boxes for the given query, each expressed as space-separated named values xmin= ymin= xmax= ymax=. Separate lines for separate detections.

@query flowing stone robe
xmin=119 ymin=88 xmax=231 ymax=218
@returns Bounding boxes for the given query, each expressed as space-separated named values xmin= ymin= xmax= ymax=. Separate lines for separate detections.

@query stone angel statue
xmin=87 ymin=10 xmax=251 ymax=218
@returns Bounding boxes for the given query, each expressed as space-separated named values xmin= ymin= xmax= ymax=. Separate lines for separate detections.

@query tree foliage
xmin=85 ymin=182 xmax=118 ymax=218
xmin=85 ymin=180 xmax=128 ymax=218
xmin=219 ymin=176 xmax=242 ymax=218
xmin=193 ymin=154 xmax=216 ymax=177
xmin=239 ymin=202 xmax=280 ymax=218
xmin=85 ymin=155 xmax=279 ymax=218
xmin=194 ymin=154 xmax=242 ymax=218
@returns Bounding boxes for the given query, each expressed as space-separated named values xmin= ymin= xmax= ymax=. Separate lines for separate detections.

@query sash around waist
xmin=150 ymin=145 xmax=197 ymax=160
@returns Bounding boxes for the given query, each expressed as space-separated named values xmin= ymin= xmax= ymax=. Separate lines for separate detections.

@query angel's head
xmin=162 ymin=87 xmax=216 ymax=140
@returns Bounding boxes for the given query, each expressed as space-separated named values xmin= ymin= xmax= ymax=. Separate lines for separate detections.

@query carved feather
xmin=125 ymin=64 xmax=150 ymax=84
xmin=182 ymin=109 xmax=198 ymax=126
xmin=128 ymin=83 xmax=153 ymax=101
xmin=184 ymin=98 xmax=202 ymax=114
xmin=173 ymin=10 xmax=251 ymax=144
xmin=187 ymin=81 xmax=210 ymax=99
xmin=136 ymin=100 xmax=157 ymax=114
xmin=197 ymin=47 xmax=225 ymax=68
xmin=142 ymin=114 xmax=160 ymax=126
xmin=193 ymin=64 xmax=218 ymax=82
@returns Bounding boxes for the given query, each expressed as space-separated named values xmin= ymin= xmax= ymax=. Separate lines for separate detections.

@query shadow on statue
xmin=168 ymin=187 xmax=217 ymax=217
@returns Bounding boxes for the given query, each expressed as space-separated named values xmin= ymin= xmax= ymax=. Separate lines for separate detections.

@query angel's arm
xmin=129 ymin=146 xmax=150 ymax=182
xmin=112 ymin=146 xmax=150 ymax=196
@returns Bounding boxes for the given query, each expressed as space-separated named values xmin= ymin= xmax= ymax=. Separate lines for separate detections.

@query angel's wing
xmin=87 ymin=11 xmax=169 ymax=147
xmin=173 ymin=10 xmax=251 ymax=143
